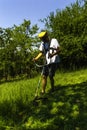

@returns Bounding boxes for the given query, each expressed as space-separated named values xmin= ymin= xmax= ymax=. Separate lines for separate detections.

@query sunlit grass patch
xmin=0 ymin=68 xmax=87 ymax=129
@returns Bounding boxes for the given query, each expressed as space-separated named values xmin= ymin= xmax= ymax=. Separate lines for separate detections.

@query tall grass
xmin=0 ymin=68 xmax=87 ymax=130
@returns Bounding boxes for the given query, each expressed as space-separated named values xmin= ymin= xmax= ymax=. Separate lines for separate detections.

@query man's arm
xmin=49 ymin=46 xmax=60 ymax=58
xmin=33 ymin=52 xmax=43 ymax=61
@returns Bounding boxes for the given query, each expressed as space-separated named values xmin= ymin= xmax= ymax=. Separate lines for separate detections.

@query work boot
xmin=50 ymin=86 xmax=55 ymax=93
xmin=40 ymin=91 xmax=45 ymax=96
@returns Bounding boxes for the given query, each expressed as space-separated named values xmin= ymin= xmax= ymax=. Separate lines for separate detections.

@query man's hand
xmin=32 ymin=52 xmax=43 ymax=61
xmin=32 ymin=58 xmax=36 ymax=62
xmin=48 ymin=53 xmax=53 ymax=58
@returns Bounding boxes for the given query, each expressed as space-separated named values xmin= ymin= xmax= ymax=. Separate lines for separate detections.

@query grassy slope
xmin=0 ymin=69 xmax=87 ymax=130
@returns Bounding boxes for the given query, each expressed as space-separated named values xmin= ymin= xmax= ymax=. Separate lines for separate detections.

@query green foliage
xmin=0 ymin=20 xmax=39 ymax=81
xmin=0 ymin=0 xmax=87 ymax=80
xmin=42 ymin=0 xmax=87 ymax=70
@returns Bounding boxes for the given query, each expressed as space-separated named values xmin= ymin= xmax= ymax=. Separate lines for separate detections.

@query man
xmin=33 ymin=30 xmax=60 ymax=94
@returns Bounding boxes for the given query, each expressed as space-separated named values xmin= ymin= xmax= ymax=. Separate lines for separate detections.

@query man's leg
xmin=49 ymin=63 xmax=58 ymax=91
xmin=49 ymin=76 xmax=54 ymax=91
xmin=41 ymin=66 xmax=48 ymax=94
xmin=41 ymin=75 xmax=47 ymax=94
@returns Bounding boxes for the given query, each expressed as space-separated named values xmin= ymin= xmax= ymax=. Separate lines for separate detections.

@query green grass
xmin=0 ymin=69 xmax=87 ymax=130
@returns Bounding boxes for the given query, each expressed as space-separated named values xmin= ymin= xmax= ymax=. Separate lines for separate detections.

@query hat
xmin=38 ymin=31 xmax=47 ymax=38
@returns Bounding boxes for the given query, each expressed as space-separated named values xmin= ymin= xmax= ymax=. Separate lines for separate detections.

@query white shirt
xmin=39 ymin=38 xmax=60 ymax=64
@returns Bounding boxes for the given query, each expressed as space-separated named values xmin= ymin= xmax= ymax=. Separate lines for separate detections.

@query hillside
xmin=0 ymin=69 xmax=87 ymax=130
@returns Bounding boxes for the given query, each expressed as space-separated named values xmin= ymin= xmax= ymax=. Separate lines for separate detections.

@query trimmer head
xmin=33 ymin=95 xmax=48 ymax=106
xmin=34 ymin=95 xmax=48 ymax=101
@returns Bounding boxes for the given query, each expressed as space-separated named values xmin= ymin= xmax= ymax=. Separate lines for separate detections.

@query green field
xmin=0 ymin=69 xmax=87 ymax=130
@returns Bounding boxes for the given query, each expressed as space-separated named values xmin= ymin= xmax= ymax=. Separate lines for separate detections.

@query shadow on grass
xmin=0 ymin=81 xmax=87 ymax=130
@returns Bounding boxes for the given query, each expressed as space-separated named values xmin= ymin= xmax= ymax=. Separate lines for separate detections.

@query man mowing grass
xmin=33 ymin=30 xmax=60 ymax=95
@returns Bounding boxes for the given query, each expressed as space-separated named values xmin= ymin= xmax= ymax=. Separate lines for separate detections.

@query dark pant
xmin=42 ymin=63 xmax=58 ymax=77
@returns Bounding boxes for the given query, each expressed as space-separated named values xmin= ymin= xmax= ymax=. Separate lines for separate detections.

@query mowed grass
xmin=0 ymin=69 xmax=87 ymax=130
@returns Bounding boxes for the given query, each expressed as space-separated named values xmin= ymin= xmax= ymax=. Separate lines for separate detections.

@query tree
xmin=41 ymin=0 xmax=87 ymax=69
xmin=0 ymin=20 xmax=39 ymax=81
